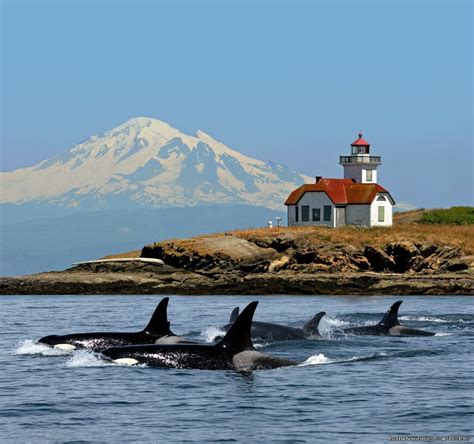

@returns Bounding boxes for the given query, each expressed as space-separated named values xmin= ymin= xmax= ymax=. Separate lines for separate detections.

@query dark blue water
xmin=1 ymin=295 xmax=472 ymax=443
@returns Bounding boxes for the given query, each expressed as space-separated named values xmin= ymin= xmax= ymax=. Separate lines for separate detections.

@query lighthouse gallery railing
xmin=339 ymin=156 xmax=381 ymax=164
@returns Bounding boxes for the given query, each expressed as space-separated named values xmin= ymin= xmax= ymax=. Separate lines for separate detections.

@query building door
xmin=336 ymin=207 xmax=346 ymax=227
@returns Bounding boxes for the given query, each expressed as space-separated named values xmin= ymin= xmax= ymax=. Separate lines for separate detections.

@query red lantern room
xmin=339 ymin=132 xmax=381 ymax=183
xmin=350 ymin=133 xmax=370 ymax=155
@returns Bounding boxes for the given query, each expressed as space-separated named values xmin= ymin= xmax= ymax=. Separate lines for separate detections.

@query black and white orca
xmin=342 ymin=300 xmax=435 ymax=336
xmin=218 ymin=307 xmax=326 ymax=341
xmin=101 ymin=301 xmax=297 ymax=370
xmin=38 ymin=297 xmax=195 ymax=352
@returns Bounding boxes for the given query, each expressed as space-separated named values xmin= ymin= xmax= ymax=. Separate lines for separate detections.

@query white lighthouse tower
xmin=339 ymin=133 xmax=381 ymax=183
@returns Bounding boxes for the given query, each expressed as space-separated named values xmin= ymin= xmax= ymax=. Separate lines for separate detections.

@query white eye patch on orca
xmin=114 ymin=358 xmax=139 ymax=366
xmin=54 ymin=344 xmax=76 ymax=351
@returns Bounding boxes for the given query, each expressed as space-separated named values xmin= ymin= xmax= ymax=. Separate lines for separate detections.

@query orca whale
xmin=342 ymin=300 xmax=435 ymax=336
xmin=38 ymin=297 xmax=196 ymax=351
xmin=101 ymin=301 xmax=297 ymax=371
xmin=218 ymin=307 xmax=326 ymax=341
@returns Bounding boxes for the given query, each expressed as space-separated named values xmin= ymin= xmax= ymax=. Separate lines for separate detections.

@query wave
xmin=253 ymin=342 xmax=272 ymax=349
xmin=299 ymin=353 xmax=331 ymax=366
xmin=399 ymin=315 xmax=473 ymax=324
xmin=344 ymin=352 xmax=389 ymax=362
xmin=322 ymin=317 xmax=351 ymax=328
xmin=299 ymin=351 xmax=390 ymax=367
xmin=399 ymin=315 xmax=450 ymax=323
xmin=322 ymin=318 xmax=381 ymax=334
xmin=200 ymin=326 xmax=226 ymax=343
xmin=65 ymin=350 xmax=113 ymax=368
xmin=14 ymin=340 xmax=72 ymax=356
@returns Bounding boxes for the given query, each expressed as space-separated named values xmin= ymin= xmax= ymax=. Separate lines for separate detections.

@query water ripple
xmin=0 ymin=295 xmax=472 ymax=443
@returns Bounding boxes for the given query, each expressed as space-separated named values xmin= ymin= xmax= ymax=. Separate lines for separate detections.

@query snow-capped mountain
xmin=1 ymin=117 xmax=311 ymax=211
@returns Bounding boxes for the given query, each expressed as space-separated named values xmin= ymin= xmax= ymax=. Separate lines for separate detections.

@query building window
xmin=312 ymin=208 xmax=321 ymax=221
xmin=378 ymin=206 xmax=385 ymax=222
xmin=377 ymin=195 xmax=386 ymax=201
xmin=323 ymin=205 xmax=331 ymax=221
xmin=295 ymin=206 xmax=298 ymax=222
xmin=302 ymin=206 xmax=310 ymax=221
xmin=366 ymin=170 xmax=373 ymax=181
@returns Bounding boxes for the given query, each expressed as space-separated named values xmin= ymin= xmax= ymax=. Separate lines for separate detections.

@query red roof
xmin=351 ymin=133 xmax=370 ymax=146
xmin=284 ymin=178 xmax=392 ymax=205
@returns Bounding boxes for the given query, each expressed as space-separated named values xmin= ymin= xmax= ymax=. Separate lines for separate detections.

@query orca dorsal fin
xmin=218 ymin=301 xmax=258 ymax=353
xmin=303 ymin=312 xmax=326 ymax=335
xmin=378 ymin=300 xmax=403 ymax=328
xmin=143 ymin=297 xmax=173 ymax=336
xmin=229 ymin=307 xmax=240 ymax=323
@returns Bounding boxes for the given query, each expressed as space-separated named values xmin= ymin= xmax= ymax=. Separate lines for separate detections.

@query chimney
xmin=315 ymin=176 xmax=322 ymax=183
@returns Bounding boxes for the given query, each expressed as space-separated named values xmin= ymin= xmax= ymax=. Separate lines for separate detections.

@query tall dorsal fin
xmin=378 ymin=300 xmax=402 ymax=328
xmin=229 ymin=307 xmax=240 ymax=323
xmin=218 ymin=301 xmax=258 ymax=353
xmin=143 ymin=298 xmax=173 ymax=336
xmin=303 ymin=312 xmax=326 ymax=335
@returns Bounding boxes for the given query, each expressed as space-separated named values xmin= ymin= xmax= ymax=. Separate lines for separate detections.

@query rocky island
xmin=1 ymin=210 xmax=473 ymax=295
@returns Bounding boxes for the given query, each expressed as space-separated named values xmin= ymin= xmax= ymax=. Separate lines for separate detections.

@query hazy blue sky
xmin=1 ymin=0 xmax=472 ymax=207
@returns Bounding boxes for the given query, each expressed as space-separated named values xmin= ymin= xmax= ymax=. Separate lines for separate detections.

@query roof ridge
xmin=284 ymin=179 xmax=392 ymax=206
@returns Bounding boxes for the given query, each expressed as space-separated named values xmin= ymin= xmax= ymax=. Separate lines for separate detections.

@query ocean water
xmin=1 ymin=295 xmax=472 ymax=443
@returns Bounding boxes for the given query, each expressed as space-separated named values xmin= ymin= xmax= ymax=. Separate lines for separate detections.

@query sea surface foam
xmin=200 ymin=326 xmax=226 ymax=343
xmin=65 ymin=350 xmax=112 ymax=368
xmin=15 ymin=340 xmax=72 ymax=356
xmin=399 ymin=315 xmax=449 ymax=323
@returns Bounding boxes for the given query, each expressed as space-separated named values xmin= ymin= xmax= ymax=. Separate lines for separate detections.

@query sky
xmin=1 ymin=0 xmax=472 ymax=208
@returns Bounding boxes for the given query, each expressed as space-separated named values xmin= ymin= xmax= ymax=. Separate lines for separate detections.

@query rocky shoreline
xmin=1 ymin=230 xmax=473 ymax=295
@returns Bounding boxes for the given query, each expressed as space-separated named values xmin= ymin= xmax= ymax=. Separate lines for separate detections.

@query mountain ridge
xmin=0 ymin=117 xmax=311 ymax=210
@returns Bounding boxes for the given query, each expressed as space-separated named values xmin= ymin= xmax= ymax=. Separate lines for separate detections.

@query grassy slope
xmin=104 ymin=207 xmax=474 ymax=259
xmin=231 ymin=224 xmax=473 ymax=254
xmin=102 ymin=250 xmax=142 ymax=259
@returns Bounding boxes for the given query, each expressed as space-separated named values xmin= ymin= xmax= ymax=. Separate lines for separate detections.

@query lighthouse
xmin=285 ymin=132 xmax=395 ymax=228
xmin=339 ymin=133 xmax=381 ymax=183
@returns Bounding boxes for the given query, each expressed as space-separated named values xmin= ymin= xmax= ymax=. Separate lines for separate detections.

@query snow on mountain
xmin=0 ymin=117 xmax=312 ymax=210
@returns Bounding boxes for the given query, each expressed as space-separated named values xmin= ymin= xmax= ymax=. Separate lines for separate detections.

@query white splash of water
xmin=332 ymin=352 xmax=390 ymax=364
xmin=343 ymin=351 xmax=389 ymax=362
xmin=299 ymin=351 xmax=390 ymax=367
xmin=399 ymin=316 xmax=449 ymax=323
xmin=434 ymin=332 xmax=453 ymax=336
xmin=299 ymin=353 xmax=331 ymax=366
xmin=15 ymin=340 xmax=71 ymax=356
xmin=253 ymin=342 xmax=272 ymax=349
xmin=65 ymin=350 xmax=112 ymax=367
xmin=319 ymin=317 xmax=352 ymax=337
xmin=323 ymin=317 xmax=351 ymax=328
xmin=200 ymin=326 xmax=226 ymax=343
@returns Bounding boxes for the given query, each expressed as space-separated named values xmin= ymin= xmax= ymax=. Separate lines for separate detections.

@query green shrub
xmin=420 ymin=207 xmax=474 ymax=225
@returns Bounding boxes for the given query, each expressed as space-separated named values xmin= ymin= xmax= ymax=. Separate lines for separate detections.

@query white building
xmin=285 ymin=133 xmax=395 ymax=228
